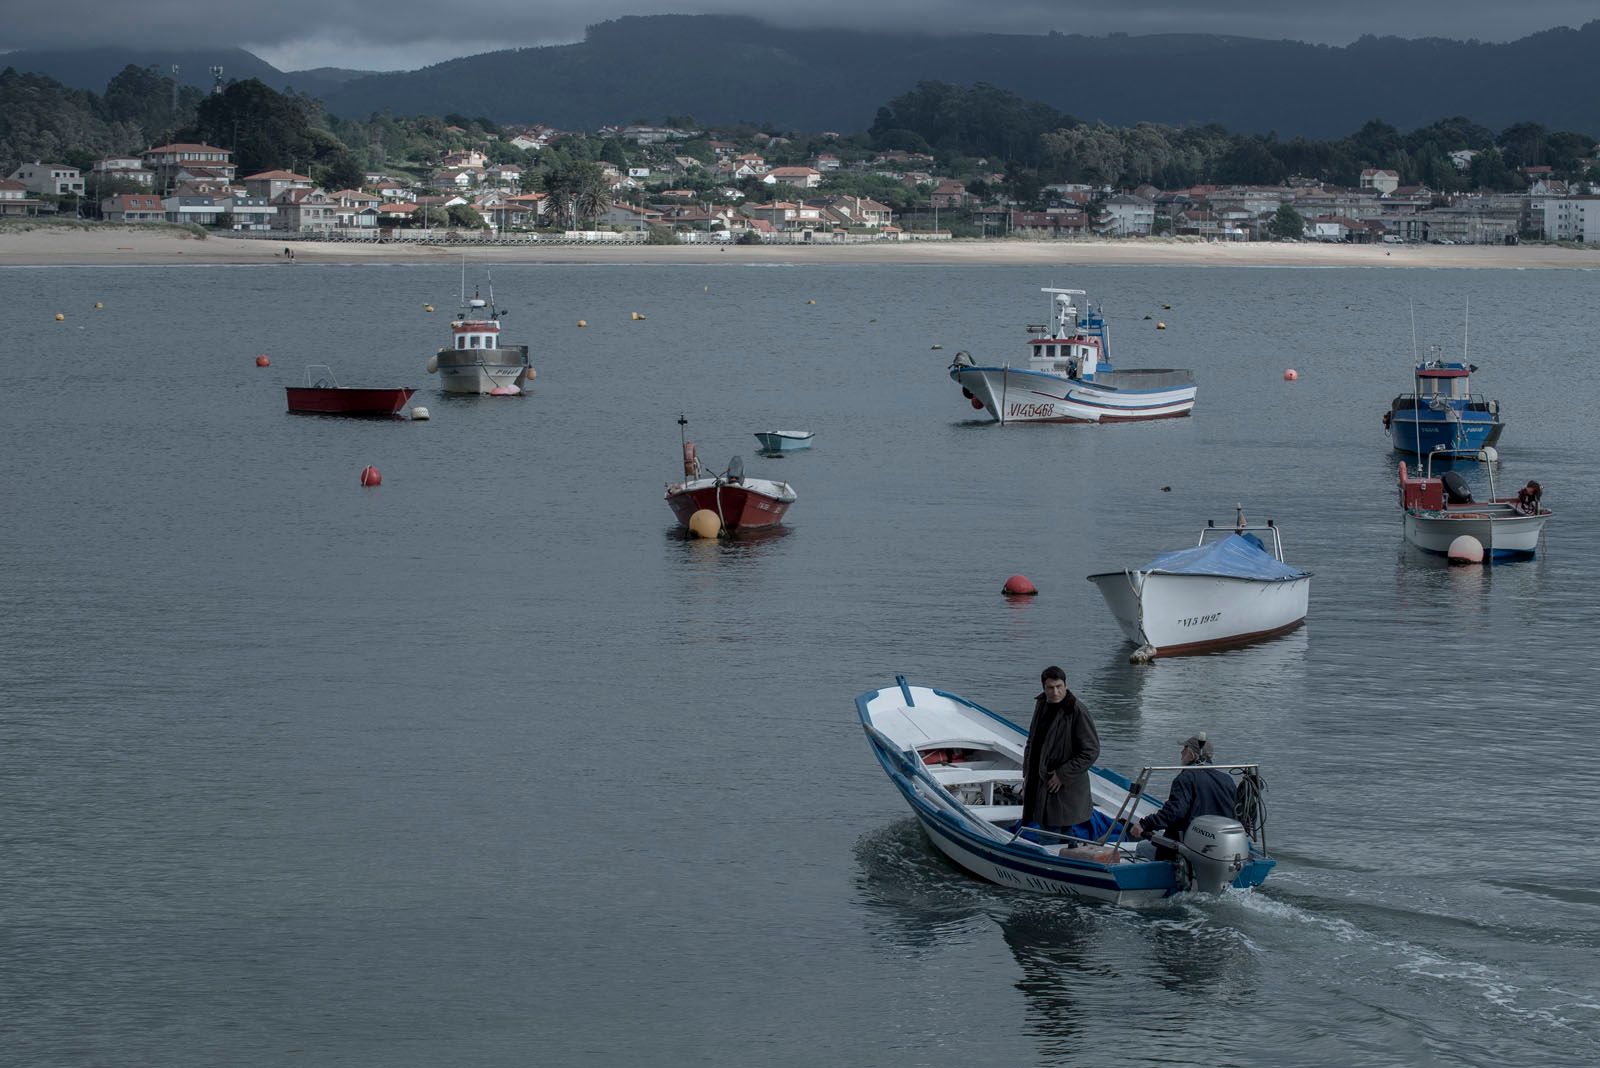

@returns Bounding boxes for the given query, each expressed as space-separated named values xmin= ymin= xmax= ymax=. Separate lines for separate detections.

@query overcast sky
xmin=4 ymin=3 xmax=1596 ymax=72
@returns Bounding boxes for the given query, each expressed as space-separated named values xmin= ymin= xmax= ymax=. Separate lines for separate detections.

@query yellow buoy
xmin=424 ymin=304 xmax=434 ymax=313
xmin=94 ymin=302 xmax=103 ymax=310
xmin=688 ymin=509 xmax=721 ymax=539
xmin=55 ymin=313 xmax=64 ymax=321
xmin=1162 ymin=304 xmax=1171 ymax=310
xmin=578 ymin=319 xmax=587 ymax=328
xmin=1157 ymin=322 xmax=1166 ymax=330
xmin=524 ymin=367 xmax=537 ymax=381
xmin=631 ymin=311 xmax=646 ymax=321
xmin=806 ymin=299 xmax=816 ymax=305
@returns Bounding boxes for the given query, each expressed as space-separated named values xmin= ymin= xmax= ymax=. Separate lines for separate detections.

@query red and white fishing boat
xmin=424 ymin=275 xmax=533 ymax=395
xmin=286 ymin=365 xmax=415 ymax=416
xmin=665 ymin=417 xmax=796 ymax=531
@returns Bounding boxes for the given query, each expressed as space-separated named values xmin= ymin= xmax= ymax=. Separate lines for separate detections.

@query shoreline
xmin=3 ymin=227 xmax=1599 ymax=269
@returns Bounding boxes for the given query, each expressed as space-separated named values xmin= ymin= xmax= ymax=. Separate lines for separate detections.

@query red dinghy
xmin=665 ymin=416 xmax=797 ymax=531
xmin=286 ymin=365 xmax=416 ymax=417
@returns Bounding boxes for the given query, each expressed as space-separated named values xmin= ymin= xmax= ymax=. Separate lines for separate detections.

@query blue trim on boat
xmin=896 ymin=675 xmax=915 ymax=707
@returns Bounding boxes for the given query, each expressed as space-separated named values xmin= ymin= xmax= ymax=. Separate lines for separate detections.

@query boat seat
xmin=969 ymin=804 xmax=1024 ymax=822
xmin=927 ymin=768 xmax=1024 ymax=786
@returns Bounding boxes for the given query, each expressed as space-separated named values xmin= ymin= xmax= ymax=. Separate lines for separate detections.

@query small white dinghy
xmin=754 ymin=430 xmax=814 ymax=452
xmin=1087 ymin=514 xmax=1310 ymax=661
xmin=857 ymin=677 xmax=1275 ymax=904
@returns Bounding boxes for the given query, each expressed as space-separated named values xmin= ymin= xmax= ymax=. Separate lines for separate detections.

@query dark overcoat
xmin=1020 ymin=690 xmax=1100 ymax=828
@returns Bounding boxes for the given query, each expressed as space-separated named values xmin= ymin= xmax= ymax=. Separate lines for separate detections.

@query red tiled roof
xmin=244 ymin=170 xmax=311 ymax=181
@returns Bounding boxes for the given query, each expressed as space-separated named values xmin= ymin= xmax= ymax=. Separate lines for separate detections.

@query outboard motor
xmin=1441 ymin=469 xmax=1473 ymax=504
xmin=725 ymin=455 xmax=744 ymax=483
xmin=1177 ymin=815 xmax=1250 ymax=894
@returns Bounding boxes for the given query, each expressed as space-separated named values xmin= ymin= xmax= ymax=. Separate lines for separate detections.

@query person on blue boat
xmin=1127 ymin=733 xmax=1237 ymax=855
xmin=1020 ymin=666 xmax=1102 ymax=846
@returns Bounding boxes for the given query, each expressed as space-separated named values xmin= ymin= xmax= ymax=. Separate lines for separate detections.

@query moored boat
xmin=425 ymin=279 xmax=532 ymax=395
xmin=286 ymin=365 xmax=415 ymax=417
xmin=857 ymin=677 xmax=1275 ymax=904
xmin=666 ymin=417 xmax=796 ymax=531
xmin=754 ymin=430 xmax=814 ymax=452
xmin=949 ymin=287 xmax=1196 ymax=424
xmin=1087 ymin=513 xmax=1311 ymax=660
xmin=1398 ymin=451 xmax=1550 ymax=561
xmin=1383 ymin=349 xmax=1503 ymax=456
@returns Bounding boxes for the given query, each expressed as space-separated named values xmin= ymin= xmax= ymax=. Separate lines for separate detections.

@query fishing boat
xmin=949 ymin=287 xmax=1197 ymax=424
xmin=1398 ymin=450 xmax=1551 ymax=561
xmin=1087 ymin=511 xmax=1311 ymax=661
xmin=285 ymin=365 xmax=415 ymax=416
xmin=424 ymin=276 xmax=533 ymax=395
xmin=857 ymin=677 xmax=1275 ymax=903
xmin=1383 ymin=348 xmax=1503 ymax=456
xmin=754 ymin=430 xmax=814 ymax=452
xmin=666 ymin=416 xmax=796 ymax=531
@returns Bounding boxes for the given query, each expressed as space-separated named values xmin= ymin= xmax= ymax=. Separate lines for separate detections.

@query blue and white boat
xmin=1383 ymin=350 xmax=1503 ymax=457
xmin=857 ymin=677 xmax=1275 ymax=904
xmin=754 ymin=430 xmax=814 ymax=452
xmin=949 ymin=287 xmax=1197 ymax=424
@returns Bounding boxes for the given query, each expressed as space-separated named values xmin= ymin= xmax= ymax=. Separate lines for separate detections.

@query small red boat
xmin=665 ymin=417 xmax=797 ymax=531
xmin=286 ymin=365 xmax=416 ymax=417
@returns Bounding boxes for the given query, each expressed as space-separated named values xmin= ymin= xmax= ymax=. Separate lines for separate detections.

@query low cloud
xmin=5 ymin=2 xmax=1596 ymax=72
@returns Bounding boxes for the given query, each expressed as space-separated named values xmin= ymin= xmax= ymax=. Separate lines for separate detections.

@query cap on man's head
xmin=1182 ymin=733 xmax=1213 ymax=761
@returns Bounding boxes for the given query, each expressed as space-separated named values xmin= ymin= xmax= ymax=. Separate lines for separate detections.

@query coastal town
xmin=4 ymin=120 xmax=1599 ymax=246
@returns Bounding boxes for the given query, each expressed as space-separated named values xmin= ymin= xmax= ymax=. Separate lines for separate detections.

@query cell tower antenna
xmin=210 ymin=66 xmax=224 ymax=94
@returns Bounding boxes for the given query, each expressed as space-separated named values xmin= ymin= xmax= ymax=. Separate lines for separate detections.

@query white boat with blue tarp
xmin=949 ymin=287 xmax=1196 ymax=424
xmin=1087 ymin=515 xmax=1311 ymax=660
xmin=857 ymin=678 xmax=1275 ymax=904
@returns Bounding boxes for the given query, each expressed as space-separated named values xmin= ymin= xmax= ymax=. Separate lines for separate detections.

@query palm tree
xmin=573 ymin=164 xmax=613 ymax=228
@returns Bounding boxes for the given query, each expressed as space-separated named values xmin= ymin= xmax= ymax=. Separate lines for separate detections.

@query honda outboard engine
xmin=1177 ymin=815 xmax=1251 ymax=894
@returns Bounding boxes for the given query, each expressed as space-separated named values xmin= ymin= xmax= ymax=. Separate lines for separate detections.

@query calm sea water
xmin=2 ymin=259 xmax=1598 ymax=1067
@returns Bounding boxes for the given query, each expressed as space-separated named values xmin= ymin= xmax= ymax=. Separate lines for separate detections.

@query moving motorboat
xmin=285 ymin=365 xmax=415 ymax=416
xmin=754 ymin=430 xmax=814 ymax=452
xmin=1087 ymin=511 xmax=1311 ymax=661
xmin=857 ymin=677 xmax=1275 ymax=903
xmin=665 ymin=416 xmax=796 ymax=531
xmin=425 ymin=276 xmax=533 ymax=395
xmin=949 ymin=287 xmax=1196 ymax=424
xmin=1383 ymin=348 xmax=1503 ymax=456
xmin=1398 ymin=450 xmax=1551 ymax=561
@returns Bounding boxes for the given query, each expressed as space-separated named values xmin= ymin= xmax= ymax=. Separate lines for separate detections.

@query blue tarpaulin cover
xmin=1140 ymin=534 xmax=1307 ymax=580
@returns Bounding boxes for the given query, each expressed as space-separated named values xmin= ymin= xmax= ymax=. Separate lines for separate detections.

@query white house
xmin=1099 ymin=193 xmax=1156 ymax=236
xmin=1540 ymin=195 xmax=1600 ymax=243
xmin=0 ymin=178 xmax=43 ymax=215
xmin=9 ymin=162 xmax=84 ymax=196
xmin=92 ymin=157 xmax=154 ymax=187
xmin=1360 ymin=169 xmax=1401 ymax=195
xmin=763 ymin=166 xmax=822 ymax=189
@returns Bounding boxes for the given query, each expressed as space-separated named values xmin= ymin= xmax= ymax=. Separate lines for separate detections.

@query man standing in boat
xmin=1021 ymin=666 xmax=1101 ymax=844
xmin=1126 ymin=733 xmax=1237 ymax=854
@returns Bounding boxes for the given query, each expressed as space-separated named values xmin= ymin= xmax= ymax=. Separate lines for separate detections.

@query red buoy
xmin=970 ymin=397 xmax=985 ymax=410
xmin=359 ymin=465 xmax=382 ymax=487
xmin=1283 ymin=368 xmax=1298 ymax=381
xmin=255 ymin=354 xmax=271 ymax=367
xmin=1002 ymin=574 xmax=1038 ymax=596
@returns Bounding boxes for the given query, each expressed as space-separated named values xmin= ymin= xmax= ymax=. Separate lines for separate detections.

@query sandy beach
xmin=3 ymin=225 xmax=1598 ymax=268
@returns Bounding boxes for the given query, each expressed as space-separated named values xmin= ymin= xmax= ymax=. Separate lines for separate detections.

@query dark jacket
xmin=1020 ymin=690 xmax=1100 ymax=828
xmin=1139 ymin=766 xmax=1237 ymax=839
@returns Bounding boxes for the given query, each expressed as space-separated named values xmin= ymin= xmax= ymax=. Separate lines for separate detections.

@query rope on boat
xmin=1233 ymin=767 xmax=1268 ymax=845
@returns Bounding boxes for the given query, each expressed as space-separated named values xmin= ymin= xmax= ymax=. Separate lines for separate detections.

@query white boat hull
xmin=953 ymin=366 xmax=1196 ymax=424
xmin=1403 ymin=509 xmax=1548 ymax=560
xmin=436 ymin=362 xmax=528 ymax=394
xmin=1088 ymin=571 xmax=1310 ymax=656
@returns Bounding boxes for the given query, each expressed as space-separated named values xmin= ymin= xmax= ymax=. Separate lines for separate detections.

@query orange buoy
xmin=255 ymin=355 xmax=271 ymax=367
xmin=1284 ymin=369 xmax=1298 ymax=381
xmin=970 ymin=397 xmax=984 ymax=410
xmin=359 ymin=465 xmax=382 ymax=487
xmin=1002 ymin=574 xmax=1038 ymax=596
